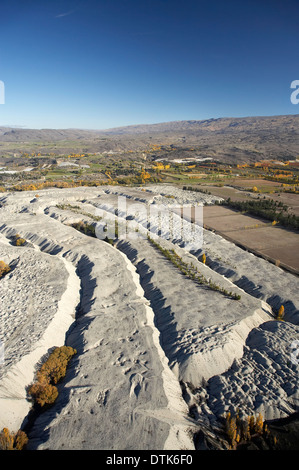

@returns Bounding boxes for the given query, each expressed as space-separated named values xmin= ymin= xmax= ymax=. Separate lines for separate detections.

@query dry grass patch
xmin=0 ymin=260 xmax=10 ymax=278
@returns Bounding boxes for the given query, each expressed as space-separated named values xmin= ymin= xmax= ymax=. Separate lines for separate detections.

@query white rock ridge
xmin=0 ymin=185 xmax=298 ymax=449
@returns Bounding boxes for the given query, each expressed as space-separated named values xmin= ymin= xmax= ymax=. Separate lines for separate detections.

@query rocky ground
xmin=0 ymin=184 xmax=298 ymax=450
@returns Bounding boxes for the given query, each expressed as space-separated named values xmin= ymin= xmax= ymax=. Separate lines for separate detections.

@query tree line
xmin=222 ymin=197 xmax=299 ymax=230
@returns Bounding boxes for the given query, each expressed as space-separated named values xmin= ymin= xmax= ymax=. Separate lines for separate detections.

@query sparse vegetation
xmin=224 ymin=411 xmax=272 ymax=449
xmin=276 ymin=305 xmax=285 ymax=321
xmin=70 ymin=217 xmax=119 ymax=245
xmin=0 ymin=160 xmax=298 ymax=450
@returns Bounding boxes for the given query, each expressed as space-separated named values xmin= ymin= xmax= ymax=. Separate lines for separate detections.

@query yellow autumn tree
xmin=0 ymin=428 xmax=14 ymax=450
xmin=141 ymin=168 xmax=151 ymax=179
xmin=277 ymin=305 xmax=285 ymax=321
xmin=254 ymin=413 xmax=264 ymax=434
xmin=28 ymin=382 xmax=59 ymax=407
xmin=14 ymin=234 xmax=26 ymax=246
xmin=37 ymin=345 xmax=76 ymax=384
xmin=0 ymin=261 xmax=10 ymax=278
xmin=14 ymin=430 xmax=29 ymax=450
xmin=225 ymin=411 xmax=267 ymax=448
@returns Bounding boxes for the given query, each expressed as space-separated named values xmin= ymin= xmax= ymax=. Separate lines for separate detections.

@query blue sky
xmin=0 ymin=0 xmax=298 ymax=129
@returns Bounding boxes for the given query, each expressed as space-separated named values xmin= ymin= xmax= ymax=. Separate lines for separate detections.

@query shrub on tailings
xmin=37 ymin=346 xmax=77 ymax=384
xmin=28 ymin=346 xmax=76 ymax=407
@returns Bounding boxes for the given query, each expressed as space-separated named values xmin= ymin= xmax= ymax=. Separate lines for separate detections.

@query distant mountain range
xmin=0 ymin=114 xmax=298 ymax=163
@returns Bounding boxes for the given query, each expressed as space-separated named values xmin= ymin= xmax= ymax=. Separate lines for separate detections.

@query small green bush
xmin=71 ymin=221 xmax=96 ymax=237
xmin=27 ymin=382 xmax=58 ymax=407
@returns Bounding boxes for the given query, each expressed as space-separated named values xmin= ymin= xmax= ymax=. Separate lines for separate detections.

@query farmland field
xmin=202 ymin=205 xmax=299 ymax=272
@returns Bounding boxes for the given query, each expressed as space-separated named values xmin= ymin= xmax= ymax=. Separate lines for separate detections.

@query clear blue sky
xmin=0 ymin=0 xmax=298 ymax=129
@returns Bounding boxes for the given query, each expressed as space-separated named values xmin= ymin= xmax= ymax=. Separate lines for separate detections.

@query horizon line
xmin=1 ymin=112 xmax=298 ymax=132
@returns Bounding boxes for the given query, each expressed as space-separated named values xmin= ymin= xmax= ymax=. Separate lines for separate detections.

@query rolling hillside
xmin=0 ymin=114 xmax=298 ymax=163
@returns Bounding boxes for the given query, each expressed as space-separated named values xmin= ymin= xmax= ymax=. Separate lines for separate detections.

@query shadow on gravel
xmin=22 ymin=254 xmax=97 ymax=449
xmin=117 ymin=240 xmax=183 ymax=369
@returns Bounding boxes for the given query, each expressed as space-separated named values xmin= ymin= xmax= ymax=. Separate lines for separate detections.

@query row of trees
xmin=223 ymin=197 xmax=299 ymax=230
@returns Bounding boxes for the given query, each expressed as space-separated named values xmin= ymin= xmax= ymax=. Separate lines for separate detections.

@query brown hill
xmin=0 ymin=114 xmax=298 ymax=163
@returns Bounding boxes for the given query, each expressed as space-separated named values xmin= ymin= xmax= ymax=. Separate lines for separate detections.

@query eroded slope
xmin=0 ymin=185 xmax=298 ymax=450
